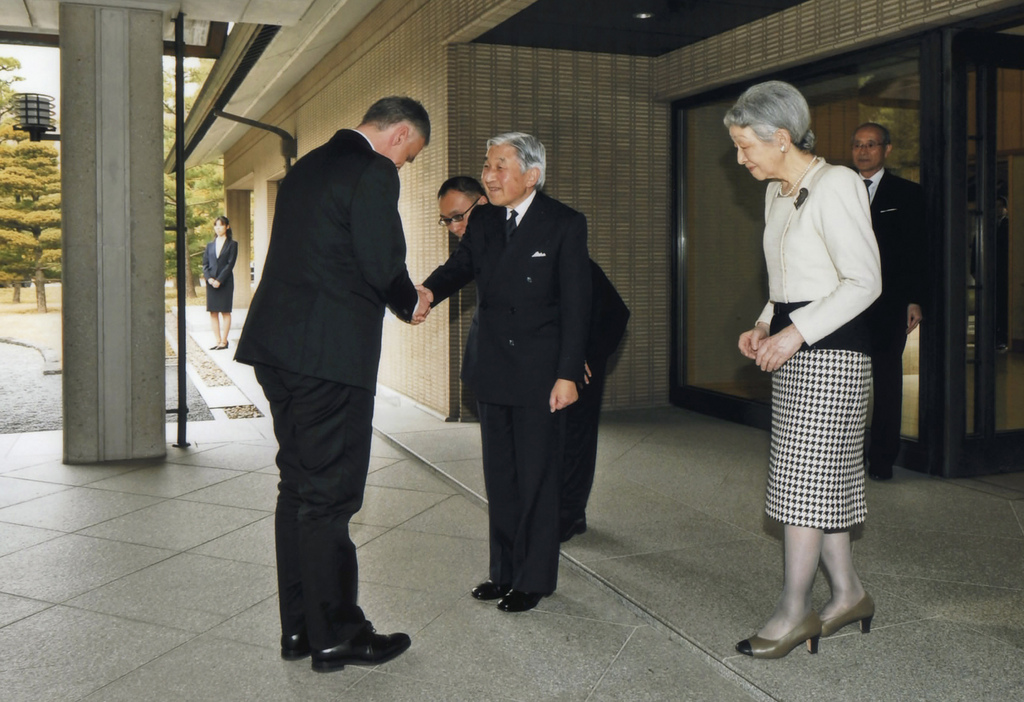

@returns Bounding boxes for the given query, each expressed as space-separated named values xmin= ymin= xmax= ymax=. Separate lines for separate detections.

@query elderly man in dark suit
xmin=235 ymin=96 xmax=432 ymax=672
xmin=851 ymin=122 xmax=926 ymax=481
xmin=423 ymin=133 xmax=591 ymax=613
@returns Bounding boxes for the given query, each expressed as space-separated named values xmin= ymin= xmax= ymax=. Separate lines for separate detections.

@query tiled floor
xmin=2 ymin=320 xmax=1024 ymax=700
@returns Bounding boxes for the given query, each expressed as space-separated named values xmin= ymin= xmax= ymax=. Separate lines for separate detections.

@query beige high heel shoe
xmin=821 ymin=593 xmax=874 ymax=637
xmin=735 ymin=611 xmax=822 ymax=659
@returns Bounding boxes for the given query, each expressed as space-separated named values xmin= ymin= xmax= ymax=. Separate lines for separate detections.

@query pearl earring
xmin=780 ymin=146 xmax=786 ymax=152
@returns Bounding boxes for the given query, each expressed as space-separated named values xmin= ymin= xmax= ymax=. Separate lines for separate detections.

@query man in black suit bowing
xmin=852 ymin=122 xmax=926 ymax=481
xmin=235 ymin=97 xmax=432 ymax=672
xmin=423 ymin=133 xmax=591 ymax=612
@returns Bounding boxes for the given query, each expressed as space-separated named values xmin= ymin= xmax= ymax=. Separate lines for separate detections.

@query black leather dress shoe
xmin=497 ymin=590 xmax=545 ymax=613
xmin=280 ymin=631 xmax=310 ymax=661
xmin=560 ymin=516 xmax=587 ymax=543
xmin=471 ymin=580 xmax=510 ymax=600
xmin=310 ymin=623 xmax=411 ymax=673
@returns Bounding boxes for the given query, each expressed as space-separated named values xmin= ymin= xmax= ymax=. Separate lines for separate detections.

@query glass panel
xmin=683 ymin=52 xmax=922 ymax=439
xmin=996 ymin=68 xmax=1024 ymax=431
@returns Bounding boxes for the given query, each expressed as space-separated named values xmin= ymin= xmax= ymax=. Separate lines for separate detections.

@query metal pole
xmin=173 ymin=12 xmax=190 ymax=448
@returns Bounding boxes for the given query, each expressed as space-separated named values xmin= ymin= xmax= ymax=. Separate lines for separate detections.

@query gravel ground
xmin=0 ymin=342 xmax=63 ymax=433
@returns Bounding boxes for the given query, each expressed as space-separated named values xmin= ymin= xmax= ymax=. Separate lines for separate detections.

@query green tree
xmin=163 ymin=58 xmax=224 ymax=299
xmin=0 ymin=55 xmax=23 ymax=121
xmin=0 ymin=122 xmax=61 ymax=310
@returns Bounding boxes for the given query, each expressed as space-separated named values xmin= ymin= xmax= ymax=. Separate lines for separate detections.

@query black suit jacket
xmin=459 ymin=259 xmax=628 ymax=384
xmin=235 ymin=129 xmax=418 ymax=390
xmin=867 ymin=170 xmax=926 ymax=329
xmin=424 ymin=192 xmax=591 ymax=407
xmin=202 ymin=239 xmax=238 ymax=285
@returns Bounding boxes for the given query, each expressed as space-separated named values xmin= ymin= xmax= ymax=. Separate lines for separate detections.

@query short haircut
xmin=360 ymin=96 xmax=431 ymax=145
xmin=723 ymin=80 xmax=816 ymax=152
xmin=438 ymin=176 xmax=485 ymax=200
xmin=853 ymin=122 xmax=892 ymax=146
xmin=486 ymin=132 xmax=546 ymax=189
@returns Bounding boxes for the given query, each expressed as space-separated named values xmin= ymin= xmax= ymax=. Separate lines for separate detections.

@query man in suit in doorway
xmin=235 ymin=96 xmax=432 ymax=673
xmin=851 ymin=122 xmax=926 ymax=481
xmin=423 ymin=133 xmax=591 ymax=612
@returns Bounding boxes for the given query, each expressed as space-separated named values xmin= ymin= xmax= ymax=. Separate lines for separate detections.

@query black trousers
xmin=254 ymin=364 xmax=372 ymax=649
xmin=560 ymin=361 xmax=607 ymax=528
xmin=868 ymin=320 xmax=908 ymax=476
xmin=477 ymin=401 xmax=563 ymax=594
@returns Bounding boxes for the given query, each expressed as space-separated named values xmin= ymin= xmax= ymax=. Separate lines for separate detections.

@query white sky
xmin=2 ymin=44 xmax=61 ymax=118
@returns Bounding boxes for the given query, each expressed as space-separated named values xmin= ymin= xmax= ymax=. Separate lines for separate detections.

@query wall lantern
xmin=13 ymin=93 xmax=61 ymax=142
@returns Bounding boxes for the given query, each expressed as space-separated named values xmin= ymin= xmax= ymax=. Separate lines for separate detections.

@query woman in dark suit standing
xmin=725 ymin=81 xmax=882 ymax=658
xmin=202 ymin=215 xmax=238 ymax=350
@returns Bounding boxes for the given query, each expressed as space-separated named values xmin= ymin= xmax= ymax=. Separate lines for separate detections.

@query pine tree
xmin=0 ymin=122 xmax=61 ymax=311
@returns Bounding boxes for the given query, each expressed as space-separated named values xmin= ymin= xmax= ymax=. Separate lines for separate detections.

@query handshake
xmin=411 ymin=284 xmax=433 ymax=325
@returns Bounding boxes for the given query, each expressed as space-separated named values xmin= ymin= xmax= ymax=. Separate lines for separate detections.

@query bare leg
xmin=220 ymin=312 xmax=232 ymax=345
xmin=757 ymin=525 xmax=823 ymax=639
xmin=209 ymin=312 xmax=221 ymax=346
xmin=819 ymin=530 xmax=865 ymax=619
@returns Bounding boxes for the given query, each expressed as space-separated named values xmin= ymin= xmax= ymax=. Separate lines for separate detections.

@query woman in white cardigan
xmin=724 ymin=81 xmax=882 ymax=659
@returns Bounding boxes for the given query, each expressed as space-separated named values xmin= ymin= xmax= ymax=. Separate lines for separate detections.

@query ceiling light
xmin=633 ymin=12 xmax=655 ymax=20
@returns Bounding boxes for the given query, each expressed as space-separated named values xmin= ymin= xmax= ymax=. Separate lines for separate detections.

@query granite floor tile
xmin=79 ymin=632 xmax=355 ymax=702
xmin=0 ymin=485 xmax=161 ymax=532
xmin=0 ymin=475 xmax=69 ymax=508
xmin=0 ymin=520 xmax=63 ymax=558
xmin=342 ymin=670 xmax=521 ymax=701
xmin=397 ymin=494 xmax=489 ymax=541
xmin=381 ymin=600 xmax=638 ymax=701
xmin=855 ymin=524 xmax=1024 ymax=588
xmin=588 ymin=626 xmax=757 ymax=701
xmin=87 ymin=463 xmax=241 ymax=498
xmin=189 ymin=514 xmax=276 ymax=566
xmin=65 ymin=552 xmax=277 ymax=633
xmin=389 ymin=427 xmax=483 ymax=463
xmin=180 ymin=471 xmax=280 ymax=511
xmin=0 ymin=592 xmax=51 ymax=627
xmin=352 ymin=485 xmax=450 ymax=529
xmin=365 ymin=458 xmax=460 ymax=494
xmin=0 ymin=533 xmax=173 ymax=603
xmin=726 ymin=618 xmax=1024 ymax=702
xmin=4 ymin=459 xmax=141 ymax=486
xmin=165 ymin=441 xmax=279 ymax=472
xmin=866 ymin=475 xmax=1023 ymax=539
xmin=78 ymin=498 xmax=268 ymax=551
xmin=357 ymin=528 xmax=489 ymax=594
xmin=0 ymin=605 xmax=192 ymax=702
xmin=431 ymin=458 xmax=486 ymax=500
xmin=863 ymin=572 xmax=1024 ymax=649
xmin=564 ymin=472 xmax=755 ymax=563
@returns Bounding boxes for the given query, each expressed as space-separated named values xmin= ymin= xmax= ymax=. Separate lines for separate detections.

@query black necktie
xmin=505 ymin=210 xmax=518 ymax=243
xmin=864 ymin=179 xmax=872 ymax=195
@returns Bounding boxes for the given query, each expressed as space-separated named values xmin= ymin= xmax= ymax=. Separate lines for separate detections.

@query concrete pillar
xmin=226 ymin=189 xmax=251 ymax=308
xmin=60 ymin=4 xmax=165 ymax=463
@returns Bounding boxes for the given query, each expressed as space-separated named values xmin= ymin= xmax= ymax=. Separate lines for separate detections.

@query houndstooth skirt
xmin=765 ymin=348 xmax=872 ymax=530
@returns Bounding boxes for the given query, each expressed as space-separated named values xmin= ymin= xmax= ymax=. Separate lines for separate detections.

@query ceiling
xmin=476 ymin=0 xmax=808 ymax=56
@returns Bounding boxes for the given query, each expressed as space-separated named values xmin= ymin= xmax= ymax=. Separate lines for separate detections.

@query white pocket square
xmin=880 ymin=208 xmax=897 ymax=213
xmin=531 ymin=251 xmax=547 ymax=258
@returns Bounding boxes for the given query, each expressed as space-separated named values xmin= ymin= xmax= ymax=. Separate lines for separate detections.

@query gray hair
xmin=486 ymin=132 xmax=546 ymax=189
xmin=723 ymin=80 xmax=816 ymax=152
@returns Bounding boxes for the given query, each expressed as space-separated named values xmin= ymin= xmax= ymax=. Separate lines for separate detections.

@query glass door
xmin=951 ymin=30 xmax=1024 ymax=474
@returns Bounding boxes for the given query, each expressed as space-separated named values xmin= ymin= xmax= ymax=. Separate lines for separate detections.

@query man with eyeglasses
xmin=437 ymin=176 xmax=488 ymax=389
xmin=422 ymin=133 xmax=591 ymax=613
xmin=851 ymin=122 xmax=926 ymax=482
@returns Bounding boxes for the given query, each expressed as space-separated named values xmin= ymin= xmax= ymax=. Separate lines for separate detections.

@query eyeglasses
xmin=438 ymin=199 xmax=479 ymax=227
xmin=851 ymin=140 xmax=884 ymax=150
